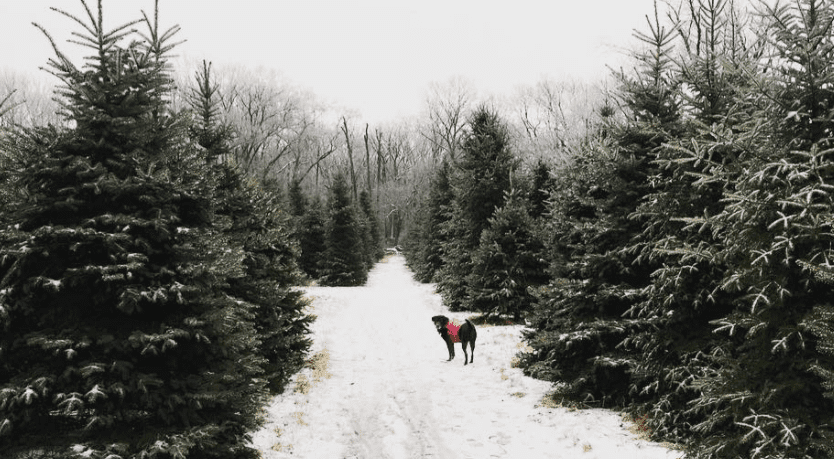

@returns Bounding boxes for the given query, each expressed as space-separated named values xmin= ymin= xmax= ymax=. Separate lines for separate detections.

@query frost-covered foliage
xmin=437 ymin=106 xmax=517 ymax=310
xmin=465 ymin=189 xmax=548 ymax=321
xmin=0 ymin=2 xmax=307 ymax=457
xmin=622 ymin=0 xmax=755 ymax=448
xmin=676 ymin=2 xmax=834 ymax=457
xmin=404 ymin=159 xmax=453 ymax=283
xmin=289 ymin=174 xmax=380 ymax=286
xmin=287 ymin=179 xmax=327 ymax=280
xmin=320 ymin=172 xmax=368 ymax=286
xmin=358 ymin=189 xmax=384 ymax=267
xmin=518 ymin=136 xmax=653 ymax=407
xmin=187 ymin=60 xmax=312 ymax=396
xmin=517 ymin=1 xmax=834 ymax=457
xmin=520 ymin=3 xmax=682 ymax=408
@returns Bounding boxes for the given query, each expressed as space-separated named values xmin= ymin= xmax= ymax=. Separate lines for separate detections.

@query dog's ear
xmin=434 ymin=315 xmax=449 ymax=326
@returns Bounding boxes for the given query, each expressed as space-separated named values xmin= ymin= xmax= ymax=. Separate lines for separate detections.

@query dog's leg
xmin=462 ymin=341 xmax=469 ymax=366
xmin=469 ymin=340 xmax=475 ymax=363
xmin=446 ymin=338 xmax=455 ymax=360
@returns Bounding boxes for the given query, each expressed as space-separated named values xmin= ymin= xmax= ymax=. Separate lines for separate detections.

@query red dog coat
xmin=446 ymin=322 xmax=461 ymax=343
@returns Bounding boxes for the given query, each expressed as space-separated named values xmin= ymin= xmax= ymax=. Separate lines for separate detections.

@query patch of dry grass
xmin=275 ymin=347 xmax=332 ymax=453
xmin=293 ymin=348 xmax=332 ymax=395
xmin=536 ymin=390 xmax=566 ymax=409
xmin=619 ymin=413 xmax=685 ymax=453
xmin=511 ymin=341 xmax=534 ymax=368
xmin=308 ymin=348 xmax=332 ymax=382
xmin=293 ymin=411 xmax=307 ymax=426
xmin=535 ymin=390 xmax=590 ymax=411
xmin=621 ymin=413 xmax=653 ymax=441
xmin=294 ymin=374 xmax=312 ymax=395
xmin=270 ymin=427 xmax=289 ymax=453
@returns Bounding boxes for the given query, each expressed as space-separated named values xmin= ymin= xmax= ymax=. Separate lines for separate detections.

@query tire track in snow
xmin=251 ymin=255 xmax=682 ymax=459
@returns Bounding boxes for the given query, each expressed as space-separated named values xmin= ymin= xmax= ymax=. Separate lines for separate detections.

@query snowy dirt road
xmin=251 ymin=255 xmax=683 ymax=459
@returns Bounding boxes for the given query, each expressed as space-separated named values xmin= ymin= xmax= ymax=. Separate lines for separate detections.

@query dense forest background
xmin=4 ymin=0 xmax=834 ymax=458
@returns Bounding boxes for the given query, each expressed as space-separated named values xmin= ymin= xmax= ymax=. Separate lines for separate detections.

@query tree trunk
xmin=375 ymin=129 xmax=385 ymax=211
xmin=364 ymin=123 xmax=372 ymax=193
xmin=341 ymin=117 xmax=358 ymax=201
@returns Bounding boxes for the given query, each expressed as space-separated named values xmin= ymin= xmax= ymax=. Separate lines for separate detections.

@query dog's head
xmin=431 ymin=315 xmax=449 ymax=331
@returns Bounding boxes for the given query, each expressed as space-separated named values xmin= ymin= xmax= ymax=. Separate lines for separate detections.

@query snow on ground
xmin=251 ymin=254 xmax=683 ymax=459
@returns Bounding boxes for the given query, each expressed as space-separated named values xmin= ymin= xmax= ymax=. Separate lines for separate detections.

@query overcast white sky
xmin=2 ymin=0 xmax=658 ymax=123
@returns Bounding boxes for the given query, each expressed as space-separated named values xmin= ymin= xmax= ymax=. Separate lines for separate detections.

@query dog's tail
xmin=465 ymin=319 xmax=476 ymax=339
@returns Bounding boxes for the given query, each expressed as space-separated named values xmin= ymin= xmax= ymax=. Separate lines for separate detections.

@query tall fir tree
xmin=405 ymin=159 xmax=453 ymax=283
xmin=298 ymin=196 xmax=327 ymax=281
xmin=215 ymin=166 xmax=311 ymax=394
xmin=0 ymin=2 xmax=264 ymax=457
xmin=798 ymin=258 xmax=834 ymax=459
xmin=0 ymin=92 xmax=15 ymax=221
xmin=528 ymin=158 xmax=554 ymax=221
xmin=358 ymin=189 xmax=383 ymax=265
xmin=682 ymin=1 xmax=834 ymax=456
xmin=187 ymin=60 xmax=312 ymax=395
xmin=287 ymin=178 xmax=330 ymax=281
xmin=520 ymin=5 xmax=682 ymax=406
xmin=622 ymin=0 xmax=757 ymax=446
xmin=438 ymin=106 xmax=517 ymax=310
xmin=288 ymin=178 xmax=307 ymax=220
xmin=320 ymin=172 xmax=367 ymax=286
xmin=465 ymin=188 xmax=548 ymax=321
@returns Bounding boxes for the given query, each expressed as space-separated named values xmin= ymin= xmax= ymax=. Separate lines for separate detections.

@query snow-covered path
xmin=251 ymin=255 xmax=682 ymax=459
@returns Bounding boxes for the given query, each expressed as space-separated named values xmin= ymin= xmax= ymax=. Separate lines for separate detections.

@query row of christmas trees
xmin=405 ymin=1 xmax=834 ymax=457
xmin=0 ymin=1 xmax=381 ymax=457
xmin=288 ymin=177 xmax=383 ymax=287
xmin=404 ymin=108 xmax=550 ymax=323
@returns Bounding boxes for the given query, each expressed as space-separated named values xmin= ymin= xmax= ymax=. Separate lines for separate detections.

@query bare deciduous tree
xmin=290 ymin=124 xmax=339 ymax=189
xmin=341 ymin=116 xmax=358 ymax=200
xmin=422 ymin=76 xmax=474 ymax=161
xmin=0 ymin=70 xmax=61 ymax=127
xmin=508 ymin=77 xmax=606 ymax=164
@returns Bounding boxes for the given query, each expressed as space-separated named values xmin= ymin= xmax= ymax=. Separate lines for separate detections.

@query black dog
xmin=431 ymin=315 xmax=476 ymax=365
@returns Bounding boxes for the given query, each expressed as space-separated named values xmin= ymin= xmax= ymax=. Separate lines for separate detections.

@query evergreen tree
xmin=528 ymin=158 xmax=554 ymax=220
xmin=520 ymin=6 xmax=682 ymax=406
xmin=466 ymin=188 xmax=548 ymax=321
xmin=359 ymin=189 xmax=383 ymax=264
xmin=438 ymin=106 xmax=517 ymax=310
xmin=0 ymin=2 xmax=264 ymax=457
xmin=187 ymin=61 xmax=231 ymax=163
xmin=682 ymin=1 xmax=834 ymax=456
xmin=0 ymin=123 xmax=22 ymax=229
xmin=405 ymin=159 xmax=453 ymax=283
xmin=187 ymin=60 xmax=312 ymax=395
xmin=799 ymin=259 xmax=834 ymax=459
xmin=288 ymin=178 xmax=307 ymax=220
xmin=0 ymin=91 xmax=14 ymax=218
xmin=320 ymin=172 xmax=367 ymax=286
xmin=623 ymin=0 xmax=756 ymax=445
xmin=287 ymin=179 xmax=330 ymax=282
xmin=298 ymin=196 xmax=327 ymax=281
xmin=217 ymin=167 xmax=311 ymax=394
